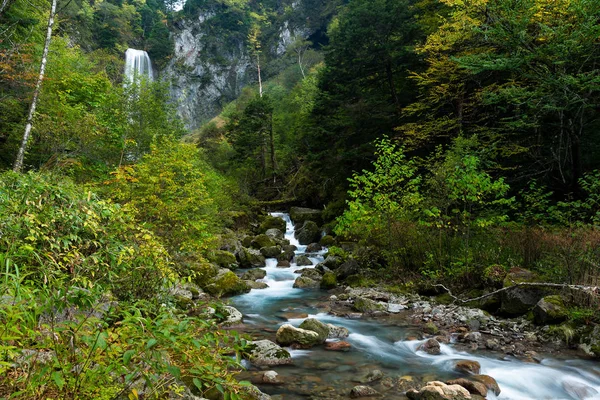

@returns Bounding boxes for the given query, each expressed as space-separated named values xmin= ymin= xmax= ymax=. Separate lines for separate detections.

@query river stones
xmin=447 ymin=378 xmax=487 ymax=397
xmin=418 ymin=338 xmax=441 ymax=355
xmin=261 ymin=370 xmax=283 ymax=384
xmin=295 ymin=255 xmax=313 ymax=266
xmin=251 ymin=234 xmax=276 ymax=249
xmin=299 ymin=318 xmax=329 ymax=342
xmin=562 ymin=379 xmax=598 ymax=399
xmin=306 ymin=243 xmax=323 ymax=253
xmin=295 ymin=221 xmax=321 ymax=245
xmin=265 ymin=228 xmax=284 ymax=240
xmin=260 ymin=215 xmax=286 ymax=232
xmin=325 ymin=341 xmax=352 ymax=351
xmin=218 ymin=306 xmax=243 ymax=327
xmin=354 ymin=369 xmax=384 ymax=384
xmin=247 ymin=340 xmax=292 ymax=366
xmin=204 ymin=269 xmax=250 ymax=297
xmin=293 ymin=276 xmax=320 ymax=288
xmin=237 ymin=248 xmax=266 ymax=268
xmin=208 ymin=250 xmax=238 ymax=269
xmin=471 ymin=375 xmax=500 ymax=396
xmin=533 ymin=295 xmax=568 ymax=325
xmin=500 ymin=267 xmax=548 ymax=316
xmin=246 ymin=280 xmax=269 ymax=289
xmin=320 ymin=272 xmax=337 ymax=289
xmin=242 ymin=269 xmax=267 ymax=281
xmin=276 ymin=324 xmax=321 ymax=347
xmin=407 ymin=381 xmax=471 ymax=400
xmin=350 ymin=385 xmax=380 ymax=398
xmin=353 ymin=297 xmax=385 ymax=313
xmin=320 ymin=235 xmax=336 ymax=246
xmin=322 ymin=255 xmax=343 ymax=269
xmin=277 ymin=260 xmax=291 ymax=268
xmin=327 ymin=323 xmax=350 ymax=339
xmin=290 ymin=207 xmax=322 ymax=225
xmin=298 ymin=268 xmax=322 ymax=280
xmin=454 ymin=360 xmax=481 ymax=375
xmin=260 ymin=246 xmax=282 ymax=258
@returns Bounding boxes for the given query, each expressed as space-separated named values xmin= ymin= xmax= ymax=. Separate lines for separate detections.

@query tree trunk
xmin=257 ymin=54 xmax=263 ymax=98
xmin=0 ymin=0 xmax=12 ymax=16
xmin=13 ymin=0 xmax=57 ymax=172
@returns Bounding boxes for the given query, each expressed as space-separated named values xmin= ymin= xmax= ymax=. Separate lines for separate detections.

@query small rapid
xmin=231 ymin=213 xmax=600 ymax=400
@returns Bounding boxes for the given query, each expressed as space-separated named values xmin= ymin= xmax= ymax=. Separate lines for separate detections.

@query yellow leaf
xmin=128 ymin=388 xmax=139 ymax=400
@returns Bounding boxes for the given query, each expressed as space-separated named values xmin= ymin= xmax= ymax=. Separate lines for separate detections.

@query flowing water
xmin=124 ymin=48 xmax=154 ymax=84
xmin=231 ymin=213 xmax=600 ymax=399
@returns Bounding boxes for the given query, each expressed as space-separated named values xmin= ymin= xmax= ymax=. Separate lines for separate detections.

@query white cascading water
xmin=124 ymin=48 xmax=154 ymax=84
xmin=231 ymin=213 xmax=600 ymax=400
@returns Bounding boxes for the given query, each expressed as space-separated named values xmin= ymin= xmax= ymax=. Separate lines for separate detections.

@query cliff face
xmin=161 ymin=0 xmax=332 ymax=131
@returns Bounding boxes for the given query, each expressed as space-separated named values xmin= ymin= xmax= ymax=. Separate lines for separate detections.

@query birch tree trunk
xmin=13 ymin=0 xmax=57 ymax=172
xmin=0 ymin=0 xmax=13 ymax=16
xmin=257 ymin=53 xmax=263 ymax=98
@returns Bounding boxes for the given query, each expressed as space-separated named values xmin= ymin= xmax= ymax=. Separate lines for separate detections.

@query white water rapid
xmin=232 ymin=213 xmax=600 ymax=400
xmin=124 ymin=48 xmax=154 ymax=84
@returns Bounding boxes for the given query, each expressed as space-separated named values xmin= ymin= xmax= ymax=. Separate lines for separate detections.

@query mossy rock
xmin=205 ymin=270 xmax=250 ymax=297
xmin=251 ymin=234 xmax=276 ymax=249
xmin=276 ymin=324 xmax=321 ymax=347
xmin=295 ymin=255 xmax=313 ymax=266
xmin=533 ymin=295 xmax=568 ymax=325
xmin=237 ymin=248 xmax=266 ymax=268
xmin=208 ymin=250 xmax=238 ymax=269
xmin=289 ymin=207 xmax=323 ymax=225
xmin=189 ymin=262 xmax=220 ymax=287
xmin=353 ymin=297 xmax=384 ymax=313
xmin=260 ymin=216 xmax=286 ymax=233
xmin=293 ymin=276 xmax=319 ymax=288
xmin=295 ymin=221 xmax=321 ymax=245
xmin=320 ymin=235 xmax=336 ymax=247
xmin=242 ymin=236 xmax=253 ymax=248
xmin=241 ymin=268 xmax=267 ymax=281
xmin=260 ymin=245 xmax=282 ymax=258
xmin=423 ymin=322 xmax=439 ymax=335
xmin=174 ymin=294 xmax=194 ymax=309
xmin=320 ymin=272 xmax=337 ymax=289
xmin=435 ymin=293 xmax=455 ymax=305
xmin=299 ymin=318 xmax=330 ymax=342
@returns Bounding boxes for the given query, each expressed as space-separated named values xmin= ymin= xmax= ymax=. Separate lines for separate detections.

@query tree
xmin=13 ymin=0 xmax=57 ymax=172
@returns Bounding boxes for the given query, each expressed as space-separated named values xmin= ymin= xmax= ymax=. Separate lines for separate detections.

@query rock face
xmin=290 ymin=207 xmax=323 ymax=225
xmin=533 ymin=295 xmax=568 ymax=325
xmin=276 ymin=324 xmax=321 ymax=347
xmin=247 ymin=340 xmax=292 ymax=366
xmin=407 ymin=381 xmax=471 ymax=400
xmin=295 ymin=221 xmax=321 ymax=245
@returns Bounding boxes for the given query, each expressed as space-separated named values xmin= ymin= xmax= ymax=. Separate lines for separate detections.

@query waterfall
xmin=124 ymin=48 xmax=154 ymax=84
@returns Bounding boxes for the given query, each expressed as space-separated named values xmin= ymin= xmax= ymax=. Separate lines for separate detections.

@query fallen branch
xmin=433 ymin=282 xmax=599 ymax=305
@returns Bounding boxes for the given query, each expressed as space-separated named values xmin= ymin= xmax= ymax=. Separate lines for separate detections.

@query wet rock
xmin=242 ymin=269 xmax=267 ymax=280
xmin=290 ymin=207 xmax=322 ymax=225
xmin=293 ymin=276 xmax=319 ymax=288
xmin=471 ymin=375 xmax=500 ymax=396
xmin=260 ymin=246 xmax=281 ymax=258
xmin=276 ymin=324 xmax=321 ymax=347
xmin=327 ymin=323 xmax=350 ymax=339
xmin=350 ymin=385 xmax=380 ymax=398
xmin=262 ymin=371 xmax=283 ymax=384
xmin=388 ymin=303 xmax=406 ymax=313
xmin=260 ymin=216 xmax=286 ymax=233
xmin=295 ymin=255 xmax=313 ymax=266
xmin=251 ymin=234 xmax=276 ymax=249
xmin=397 ymin=376 xmax=419 ymax=393
xmin=447 ymin=378 xmax=487 ymax=397
xmin=418 ymin=338 xmax=441 ymax=355
xmin=320 ymin=235 xmax=336 ymax=247
xmin=246 ymin=280 xmax=269 ymax=289
xmin=299 ymin=318 xmax=329 ymax=342
xmin=295 ymin=221 xmax=321 ymax=245
xmin=320 ymin=272 xmax=337 ymax=289
xmin=353 ymin=297 xmax=385 ymax=313
xmin=218 ymin=306 xmax=243 ymax=327
xmin=406 ymin=381 xmax=471 ymax=400
xmin=337 ymin=259 xmax=361 ymax=280
xmin=277 ymin=260 xmax=291 ymax=268
xmin=265 ymin=228 xmax=284 ymax=240
xmin=562 ymin=379 xmax=598 ymax=399
xmin=355 ymin=369 xmax=384 ymax=384
xmin=454 ymin=360 xmax=481 ymax=375
xmin=237 ymin=248 xmax=266 ymax=268
xmin=323 ymin=255 xmax=343 ymax=270
xmin=204 ymin=269 xmax=251 ymax=297
xmin=247 ymin=340 xmax=292 ymax=366
xmin=298 ymin=268 xmax=322 ymax=280
xmin=325 ymin=341 xmax=352 ymax=351
xmin=282 ymin=244 xmax=298 ymax=253
xmin=209 ymin=250 xmax=238 ymax=269
xmin=277 ymin=250 xmax=295 ymax=262
xmin=464 ymin=332 xmax=482 ymax=343
xmin=533 ymin=295 xmax=568 ymax=325
xmin=485 ymin=339 xmax=501 ymax=351
xmin=423 ymin=322 xmax=439 ymax=335
xmin=306 ymin=243 xmax=323 ymax=253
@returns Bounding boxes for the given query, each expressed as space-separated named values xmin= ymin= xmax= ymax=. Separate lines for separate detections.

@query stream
xmin=231 ymin=213 xmax=600 ymax=399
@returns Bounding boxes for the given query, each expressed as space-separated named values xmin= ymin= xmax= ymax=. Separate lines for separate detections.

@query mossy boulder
xmin=260 ymin=245 xmax=282 ymax=258
xmin=290 ymin=207 xmax=322 ymax=225
xmin=299 ymin=318 xmax=330 ymax=342
xmin=277 ymin=250 xmax=295 ymax=262
xmin=209 ymin=250 xmax=238 ymax=269
xmin=293 ymin=276 xmax=319 ymax=288
xmin=237 ymin=248 xmax=266 ymax=268
xmin=306 ymin=243 xmax=323 ymax=253
xmin=295 ymin=255 xmax=313 ymax=266
xmin=353 ymin=297 xmax=384 ymax=313
xmin=276 ymin=323 xmax=321 ymax=347
xmin=295 ymin=221 xmax=321 ymax=245
xmin=299 ymin=268 xmax=322 ymax=280
xmin=189 ymin=262 xmax=220 ymax=287
xmin=533 ymin=295 xmax=568 ymax=325
xmin=247 ymin=339 xmax=292 ymax=366
xmin=242 ymin=268 xmax=267 ymax=281
xmin=251 ymin=234 xmax=276 ymax=249
xmin=259 ymin=216 xmax=286 ymax=233
xmin=500 ymin=268 xmax=548 ymax=316
xmin=320 ymin=272 xmax=337 ymax=289
xmin=265 ymin=228 xmax=284 ymax=240
xmin=423 ymin=322 xmax=439 ymax=335
xmin=337 ymin=259 xmax=361 ymax=280
xmin=204 ymin=269 xmax=250 ymax=297
xmin=322 ymin=255 xmax=343 ymax=270
xmin=320 ymin=235 xmax=336 ymax=247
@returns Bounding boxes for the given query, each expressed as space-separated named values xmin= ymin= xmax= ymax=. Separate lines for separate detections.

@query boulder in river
xmin=299 ymin=318 xmax=329 ymax=342
xmin=320 ymin=272 xmax=337 ymax=289
xmin=293 ymin=276 xmax=319 ymax=288
xmin=261 ymin=370 xmax=283 ymax=385
xmin=306 ymin=243 xmax=323 ymax=253
xmin=353 ymin=297 xmax=385 ymax=313
xmin=277 ymin=260 xmax=291 ymax=268
xmin=454 ymin=360 xmax=481 ymax=375
xmin=290 ymin=207 xmax=322 ymax=225
xmin=276 ymin=324 xmax=321 ymax=347
xmin=322 ymin=255 xmax=343 ymax=269
xmin=446 ymin=378 xmax=487 ymax=397
xmin=533 ymin=295 xmax=568 ymax=325
xmin=204 ymin=269 xmax=250 ymax=297
xmin=295 ymin=255 xmax=313 ymax=266
xmin=277 ymin=249 xmax=295 ymax=262
xmin=500 ymin=267 xmax=548 ymax=316
xmin=237 ymin=248 xmax=266 ymax=268
xmin=327 ymin=323 xmax=350 ymax=339
xmin=298 ymin=268 xmax=322 ymax=281
xmin=471 ymin=375 xmax=500 ymax=396
xmin=418 ymin=338 xmax=441 ymax=355
xmin=208 ymin=250 xmax=238 ymax=269
xmin=218 ymin=305 xmax=243 ymax=327
xmin=247 ymin=340 xmax=292 ymax=366
xmin=320 ymin=235 xmax=336 ymax=247
xmin=251 ymin=234 xmax=276 ymax=249
xmin=350 ymin=385 xmax=380 ymax=398
xmin=260 ymin=246 xmax=282 ymax=258
xmin=246 ymin=280 xmax=269 ymax=290
xmin=260 ymin=216 xmax=286 ymax=233
xmin=241 ymin=268 xmax=266 ymax=281
xmin=562 ymin=379 xmax=599 ymax=400
xmin=295 ymin=221 xmax=321 ymax=245
xmin=265 ymin=228 xmax=284 ymax=240
xmin=407 ymin=381 xmax=471 ymax=400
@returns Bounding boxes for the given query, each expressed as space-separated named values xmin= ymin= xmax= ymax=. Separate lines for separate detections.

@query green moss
xmin=208 ymin=250 xmax=238 ymax=269
xmin=205 ymin=271 xmax=250 ymax=297
xmin=435 ymin=293 xmax=454 ymax=305
xmin=423 ymin=322 xmax=439 ymax=335
xmin=259 ymin=215 xmax=286 ymax=233
xmin=353 ymin=297 xmax=384 ymax=313
xmin=320 ymin=272 xmax=337 ymax=289
xmin=250 ymin=234 xmax=276 ymax=249
xmin=320 ymin=235 xmax=336 ymax=247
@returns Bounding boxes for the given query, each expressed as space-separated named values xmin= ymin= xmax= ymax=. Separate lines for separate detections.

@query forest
xmin=1 ymin=0 xmax=599 ymax=398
